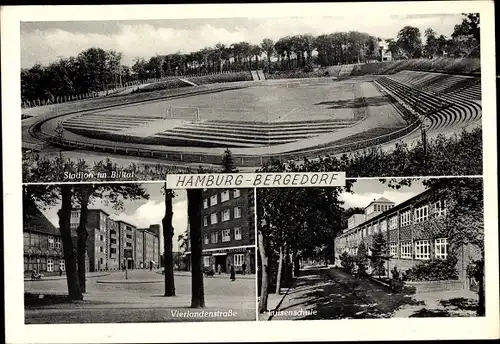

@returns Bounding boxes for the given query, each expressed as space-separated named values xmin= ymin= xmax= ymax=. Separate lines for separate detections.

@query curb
xmin=266 ymin=276 xmax=299 ymax=321
xmin=96 ymin=279 xmax=163 ymax=284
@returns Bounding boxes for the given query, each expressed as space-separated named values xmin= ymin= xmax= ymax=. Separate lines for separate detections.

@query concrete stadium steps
xmin=376 ymin=77 xmax=450 ymax=114
xmin=156 ymin=119 xmax=357 ymax=147
xmin=426 ymin=102 xmax=481 ymax=131
xmin=251 ymin=71 xmax=259 ymax=81
xmin=257 ymin=70 xmax=266 ymax=81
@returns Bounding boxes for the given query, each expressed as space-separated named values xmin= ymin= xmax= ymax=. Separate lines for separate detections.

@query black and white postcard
xmin=2 ymin=2 xmax=498 ymax=344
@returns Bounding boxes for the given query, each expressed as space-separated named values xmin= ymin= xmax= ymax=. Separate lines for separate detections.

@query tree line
xmin=21 ymin=13 xmax=479 ymax=103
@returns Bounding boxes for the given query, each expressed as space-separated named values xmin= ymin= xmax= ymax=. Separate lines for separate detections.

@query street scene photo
xmin=23 ymin=183 xmax=256 ymax=323
xmin=257 ymin=177 xmax=484 ymax=320
xmin=21 ymin=13 xmax=482 ymax=182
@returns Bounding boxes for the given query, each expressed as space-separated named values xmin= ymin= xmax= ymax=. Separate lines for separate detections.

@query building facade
xmin=135 ymin=226 xmax=160 ymax=269
xmin=70 ymin=209 xmax=110 ymax=272
xmin=334 ymin=190 xmax=481 ymax=287
xmin=23 ymin=207 xmax=66 ymax=274
xmin=187 ymin=188 xmax=256 ymax=274
xmin=117 ymin=220 xmax=136 ymax=269
xmin=107 ymin=217 xmax=120 ymax=270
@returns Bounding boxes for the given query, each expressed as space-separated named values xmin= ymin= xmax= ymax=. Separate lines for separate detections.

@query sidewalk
xmin=24 ymin=271 xmax=110 ymax=281
xmin=156 ymin=270 xmax=256 ymax=280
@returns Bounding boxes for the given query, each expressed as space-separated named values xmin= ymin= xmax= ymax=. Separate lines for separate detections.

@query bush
xmin=339 ymin=252 xmax=355 ymax=274
xmin=404 ymin=256 xmax=459 ymax=281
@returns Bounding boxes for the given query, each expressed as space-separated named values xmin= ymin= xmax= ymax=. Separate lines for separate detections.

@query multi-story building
xmin=23 ymin=207 xmax=65 ymax=274
xmin=186 ymin=188 xmax=256 ymax=274
xmin=107 ymin=217 xmax=120 ymax=270
xmin=116 ymin=220 xmax=136 ymax=269
xmin=334 ymin=190 xmax=482 ymax=287
xmin=135 ymin=229 xmax=145 ymax=269
xmin=70 ymin=208 xmax=109 ymax=272
xmin=378 ymin=39 xmax=393 ymax=61
xmin=134 ymin=225 xmax=161 ymax=269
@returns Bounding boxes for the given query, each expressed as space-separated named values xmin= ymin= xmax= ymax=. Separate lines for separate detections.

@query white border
xmin=2 ymin=2 xmax=499 ymax=343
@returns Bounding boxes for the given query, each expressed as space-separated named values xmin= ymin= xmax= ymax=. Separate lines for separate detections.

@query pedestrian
xmin=230 ymin=264 xmax=236 ymax=282
xmin=217 ymin=264 xmax=221 ymax=274
xmin=242 ymin=262 xmax=247 ymax=275
xmin=59 ymin=268 xmax=63 ymax=277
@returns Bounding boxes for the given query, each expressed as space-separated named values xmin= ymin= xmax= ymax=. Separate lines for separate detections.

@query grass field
xmin=98 ymin=82 xmax=360 ymax=123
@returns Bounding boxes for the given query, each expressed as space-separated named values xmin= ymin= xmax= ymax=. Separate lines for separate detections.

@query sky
xmin=20 ymin=14 xmax=464 ymax=68
xmin=339 ymin=178 xmax=426 ymax=210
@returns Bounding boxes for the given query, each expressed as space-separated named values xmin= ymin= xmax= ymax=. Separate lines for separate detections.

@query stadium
xmin=22 ymin=61 xmax=482 ymax=169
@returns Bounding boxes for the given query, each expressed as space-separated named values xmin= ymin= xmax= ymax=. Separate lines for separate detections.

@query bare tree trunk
xmin=293 ymin=252 xmax=300 ymax=277
xmin=76 ymin=187 xmax=90 ymax=293
xmin=275 ymin=246 xmax=283 ymax=295
xmin=257 ymin=230 xmax=269 ymax=313
xmin=283 ymin=245 xmax=290 ymax=287
xmin=477 ymin=261 xmax=485 ymax=316
xmin=58 ymin=185 xmax=82 ymax=300
xmin=163 ymin=186 xmax=176 ymax=296
xmin=188 ymin=189 xmax=205 ymax=308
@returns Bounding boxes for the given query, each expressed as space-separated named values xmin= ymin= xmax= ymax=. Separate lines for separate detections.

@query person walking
xmin=59 ymin=268 xmax=63 ymax=277
xmin=229 ymin=264 xmax=236 ymax=282
xmin=242 ymin=262 xmax=247 ymax=275
xmin=217 ymin=264 xmax=222 ymax=274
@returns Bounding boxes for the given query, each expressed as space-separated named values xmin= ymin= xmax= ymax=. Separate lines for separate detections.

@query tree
xmin=453 ymin=13 xmax=480 ymax=42
xmin=370 ymin=233 xmax=389 ymax=278
xmin=162 ymin=183 xmax=176 ymax=296
xmin=397 ymin=26 xmax=423 ymax=58
xmin=424 ymin=28 xmax=439 ymax=58
xmin=220 ymin=148 xmax=238 ymax=173
xmin=261 ymin=38 xmax=275 ymax=67
xmin=187 ymin=189 xmax=205 ymax=308
xmin=356 ymin=241 xmax=368 ymax=276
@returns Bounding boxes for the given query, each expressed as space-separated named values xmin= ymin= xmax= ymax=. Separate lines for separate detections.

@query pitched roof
xmin=24 ymin=207 xmax=59 ymax=236
xmin=374 ymin=197 xmax=394 ymax=203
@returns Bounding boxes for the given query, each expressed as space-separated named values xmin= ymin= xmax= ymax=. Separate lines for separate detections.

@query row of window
xmin=341 ymin=201 xmax=447 ymax=243
xmin=24 ymin=233 xmax=62 ymax=249
xmin=204 ymin=228 xmax=242 ymax=244
xmin=203 ymin=253 xmax=245 ymax=267
xmin=25 ymin=256 xmax=65 ymax=272
xmin=203 ymin=207 xmax=242 ymax=226
xmin=389 ymin=238 xmax=448 ymax=260
xmin=203 ymin=190 xmax=241 ymax=209
xmin=374 ymin=204 xmax=394 ymax=212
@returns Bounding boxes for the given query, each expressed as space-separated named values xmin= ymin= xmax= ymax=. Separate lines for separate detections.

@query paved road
xmin=269 ymin=266 xmax=413 ymax=320
xmin=25 ymin=270 xmax=256 ymax=323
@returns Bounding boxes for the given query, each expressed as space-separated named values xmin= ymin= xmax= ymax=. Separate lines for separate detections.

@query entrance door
xmin=215 ymin=256 xmax=227 ymax=273
xmin=127 ymin=259 xmax=134 ymax=269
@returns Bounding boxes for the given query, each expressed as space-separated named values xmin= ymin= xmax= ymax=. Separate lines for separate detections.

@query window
xmin=55 ymin=237 xmax=61 ymax=249
xmin=390 ymin=242 xmax=397 ymax=257
xmin=203 ymin=199 xmax=208 ymax=209
xmin=48 ymin=235 xmax=54 ymax=248
xmin=210 ymin=213 xmax=218 ymax=224
xmin=368 ymin=225 xmax=372 ymax=235
xmin=362 ymin=227 xmax=367 ymax=237
xmin=100 ymin=258 xmax=104 ymax=265
xmin=126 ymin=242 xmax=132 ymax=247
xmin=400 ymin=241 xmax=412 ymax=258
xmin=234 ymin=254 xmax=244 ymax=266
xmin=204 ymin=235 xmax=209 ymax=245
xmin=210 ymin=195 xmax=217 ymax=206
xmin=234 ymin=228 xmax=242 ymax=240
xmin=389 ymin=216 xmax=398 ymax=230
xmin=415 ymin=240 xmax=430 ymax=260
xmin=211 ymin=232 xmax=218 ymax=244
xmin=47 ymin=259 xmax=54 ymax=272
xmin=221 ymin=190 xmax=230 ymax=202
xmin=380 ymin=220 xmax=387 ymax=233
xmin=99 ymin=246 xmax=104 ymax=253
xmin=414 ymin=205 xmax=429 ymax=223
xmin=203 ymin=256 xmax=211 ymax=267
xmin=400 ymin=210 xmax=411 ymax=227
xmin=373 ymin=223 xmax=379 ymax=233
xmin=233 ymin=189 xmax=241 ymax=198
xmin=222 ymin=229 xmax=231 ymax=242
xmin=59 ymin=260 xmax=65 ymax=271
xmin=100 ymin=235 xmax=104 ymax=242
xmin=24 ymin=233 xmax=30 ymax=246
xmin=222 ymin=209 xmax=230 ymax=222
xmin=234 ymin=207 xmax=242 ymax=219
xmin=435 ymin=238 xmax=448 ymax=259
xmin=432 ymin=201 xmax=447 ymax=218
xmin=203 ymin=216 xmax=208 ymax=227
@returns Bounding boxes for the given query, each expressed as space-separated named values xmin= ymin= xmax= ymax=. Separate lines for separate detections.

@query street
xmin=25 ymin=270 xmax=256 ymax=323
xmin=266 ymin=266 xmax=479 ymax=320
